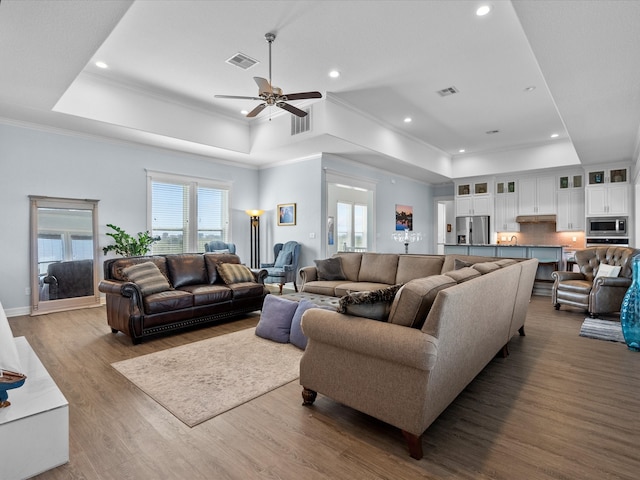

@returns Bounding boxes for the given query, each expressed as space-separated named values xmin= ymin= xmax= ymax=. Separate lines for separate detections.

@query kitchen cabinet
xmin=558 ymin=173 xmax=583 ymax=189
xmin=556 ymin=189 xmax=585 ymax=231
xmin=494 ymin=191 xmax=519 ymax=232
xmin=455 ymin=178 xmax=493 ymax=216
xmin=587 ymin=166 xmax=628 ymax=185
xmin=518 ymin=176 xmax=556 ymax=215
xmin=585 ymin=184 xmax=629 ymax=216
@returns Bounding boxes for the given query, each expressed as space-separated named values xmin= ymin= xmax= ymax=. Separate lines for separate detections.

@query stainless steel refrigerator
xmin=456 ymin=216 xmax=490 ymax=245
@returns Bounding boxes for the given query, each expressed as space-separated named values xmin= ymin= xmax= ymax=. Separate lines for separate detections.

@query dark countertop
xmin=445 ymin=244 xmax=566 ymax=248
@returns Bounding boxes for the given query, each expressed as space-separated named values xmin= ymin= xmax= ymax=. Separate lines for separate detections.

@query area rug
xmin=579 ymin=317 xmax=625 ymax=344
xmin=111 ymin=328 xmax=303 ymax=427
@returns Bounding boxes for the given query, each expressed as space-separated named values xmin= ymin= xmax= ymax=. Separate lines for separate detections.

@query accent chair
xmin=260 ymin=241 xmax=301 ymax=294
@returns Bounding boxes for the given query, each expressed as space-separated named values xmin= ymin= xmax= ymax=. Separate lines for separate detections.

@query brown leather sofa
xmin=99 ymin=253 xmax=267 ymax=344
xmin=552 ymin=246 xmax=639 ymax=317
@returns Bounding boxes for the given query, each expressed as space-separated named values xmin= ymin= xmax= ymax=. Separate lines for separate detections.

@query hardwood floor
xmin=7 ymin=295 xmax=640 ymax=479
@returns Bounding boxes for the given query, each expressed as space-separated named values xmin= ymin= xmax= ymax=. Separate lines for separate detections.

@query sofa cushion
xmin=334 ymin=282 xmax=393 ymax=297
xmin=227 ymin=282 xmax=266 ymax=299
xmin=122 ymin=261 xmax=172 ymax=296
xmin=314 ymin=257 xmax=346 ymax=281
xmin=495 ymin=258 xmax=518 ymax=268
xmin=177 ymin=284 xmax=233 ymax=306
xmin=337 ymin=284 xmax=402 ymax=321
xmin=274 ymin=250 xmax=292 ymax=268
xmin=473 ymin=262 xmax=501 ymax=274
xmin=204 ymin=253 xmax=241 ymax=284
xmin=444 ymin=267 xmax=481 ymax=283
xmin=301 ymin=281 xmax=348 ymax=296
xmin=111 ymin=256 xmax=168 ymax=282
xmin=388 ymin=275 xmax=456 ymax=329
xmin=396 ymin=255 xmax=445 ymax=284
xmin=358 ymin=253 xmax=399 ymax=284
xmin=166 ymin=254 xmax=208 ymax=288
xmin=142 ymin=289 xmax=193 ymax=314
xmin=334 ymin=252 xmax=363 ymax=281
xmin=255 ymin=295 xmax=299 ymax=343
xmin=217 ymin=263 xmax=255 ymax=284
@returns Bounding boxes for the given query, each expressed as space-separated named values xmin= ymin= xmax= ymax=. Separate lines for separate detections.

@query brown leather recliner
xmin=552 ymin=246 xmax=639 ymax=317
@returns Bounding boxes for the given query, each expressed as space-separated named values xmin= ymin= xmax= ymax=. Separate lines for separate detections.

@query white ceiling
xmin=1 ymin=0 xmax=639 ymax=183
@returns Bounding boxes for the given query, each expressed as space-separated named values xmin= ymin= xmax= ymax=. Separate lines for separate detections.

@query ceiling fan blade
xmin=277 ymin=102 xmax=307 ymax=117
xmin=246 ymin=103 xmax=267 ymax=118
xmin=282 ymin=91 xmax=323 ymax=101
xmin=215 ymin=94 xmax=263 ymax=101
xmin=254 ymin=77 xmax=272 ymax=95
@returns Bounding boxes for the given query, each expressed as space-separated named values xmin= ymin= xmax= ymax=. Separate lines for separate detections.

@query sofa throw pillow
xmin=454 ymin=258 xmax=474 ymax=270
xmin=122 ymin=261 xmax=172 ymax=296
xmin=255 ymin=294 xmax=299 ymax=343
xmin=337 ymin=284 xmax=402 ymax=321
xmin=289 ymin=299 xmax=317 ymax=349
xmin=595 ymin=263 xmax=621 ymax=279
xmin=217 ymin=263 xmax=255 ymax=284
xmin=274 ymin=250 xmax=292 ymax=268
xmin=314 ymin=257 xmax=346 ymax=281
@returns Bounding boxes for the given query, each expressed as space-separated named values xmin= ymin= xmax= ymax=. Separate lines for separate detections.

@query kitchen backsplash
xmin=497 ymin=223 xmax=586 ymax=248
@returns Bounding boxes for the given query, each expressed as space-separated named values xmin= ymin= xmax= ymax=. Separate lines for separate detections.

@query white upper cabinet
xmin=518 ymin=176 xmax=556 ymax=215
xmin=557 ymin=189 xmax=585 ymax=231
xmin=494 ymin=179 xmax=519 ymax=231
xmin=586 ymin=184 xmax=629 ymax=216
xmin=584 ymin=164 xmax=630 ymax=216
xmin=455 ymin=178 xmax=493 ymax=216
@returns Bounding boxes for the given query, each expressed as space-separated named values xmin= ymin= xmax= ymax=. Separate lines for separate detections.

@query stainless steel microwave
xmin=587 ymin=216 xmax=628 ymax=236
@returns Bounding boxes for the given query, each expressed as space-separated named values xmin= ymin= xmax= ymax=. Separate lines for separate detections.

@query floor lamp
xmin=246 ymin=210 xmax=264 ymax=269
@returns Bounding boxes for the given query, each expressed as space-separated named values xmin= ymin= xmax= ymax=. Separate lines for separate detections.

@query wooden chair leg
xmin=293 ymin=281 xmax=298 ymax=292
xmin=302 ymin=388 xmax=317 ymax=405
xmin=278 ymin=282 xmax=284 ymax=294
xmin=401 ymin=430 xmax=423 ymax=460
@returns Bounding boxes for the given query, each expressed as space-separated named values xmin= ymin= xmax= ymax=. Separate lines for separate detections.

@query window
xmin=337 ymin=201 xmax=367 ymax=250
xmin=147 ymin=171 xmax=230 ymax=254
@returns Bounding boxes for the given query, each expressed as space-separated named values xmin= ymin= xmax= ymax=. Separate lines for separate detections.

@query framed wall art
xmin=395 ymin=204 xmax=413 ymax=231
xmin=277 ymin=203 xmax=296 ymax=226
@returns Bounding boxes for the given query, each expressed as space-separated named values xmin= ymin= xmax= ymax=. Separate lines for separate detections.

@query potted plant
xmin=102 ymin=223 xmax=160 ymax=257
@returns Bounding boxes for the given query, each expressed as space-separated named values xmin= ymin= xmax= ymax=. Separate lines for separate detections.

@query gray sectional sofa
xmin=297 ymin=252 xmax=539 ymax=459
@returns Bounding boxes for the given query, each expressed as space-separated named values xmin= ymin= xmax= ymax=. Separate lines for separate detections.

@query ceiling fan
xmin=215 ymin=32 xmax=322 ymax=118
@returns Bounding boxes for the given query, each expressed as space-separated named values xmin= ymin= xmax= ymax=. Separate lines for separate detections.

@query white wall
xmin=0 ymin=122 xmax=259 ymax=313
xmin=321 ymin=154 xmax=436 ymax=254
xmin=257 ymin=155 xmax=323 ymax=271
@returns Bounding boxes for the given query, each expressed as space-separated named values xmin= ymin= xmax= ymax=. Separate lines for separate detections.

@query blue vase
xmin=620 ymin=256 xmax=640 ymax=351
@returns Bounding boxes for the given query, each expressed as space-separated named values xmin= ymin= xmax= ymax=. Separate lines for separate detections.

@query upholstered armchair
xmin=552 ymin=246 xmax=639 ymax=317
xmin=204 ymin=241 xmax=236 ymax=254
xmin=260 ymin=241 xmax=301 ymax=294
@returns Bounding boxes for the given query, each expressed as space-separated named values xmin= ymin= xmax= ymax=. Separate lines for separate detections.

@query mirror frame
xmin=29 ymin=196 xmax=101 ymax=315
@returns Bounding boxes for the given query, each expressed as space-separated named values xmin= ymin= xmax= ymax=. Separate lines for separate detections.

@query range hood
xmin=515 ymin=214 xmax=557 ymax=223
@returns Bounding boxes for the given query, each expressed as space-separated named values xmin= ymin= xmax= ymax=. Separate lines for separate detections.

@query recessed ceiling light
xmin=550 ymin=133 xmax=559 ymax=138
xmin=476 ymin=5 xmax=491 ymax=16
xmin=95 ymin=61 xmax=108 ymax=69
xmin=404 ymin=117 xmax=412 ymax=123
xmin=240 ymin=110 xmax=249 ymax=115
xmin=486 ymin=129 xmax=500 ymax=135
xmin=459 ymin=149 xmax=466 ymax=153
xmin=329 ymin=70 xmax=340 ymax=78
xmin=524 ymin=86 xmax=536 ymax=92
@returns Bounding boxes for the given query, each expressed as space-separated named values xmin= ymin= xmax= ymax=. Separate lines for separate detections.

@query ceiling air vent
xmin=436 ymin=86 xmax=459 ymax=97
xmin=291 ymin=108 xmax=311 ymax=135
xmin=225 ymin=52 xmax=259 ymax=70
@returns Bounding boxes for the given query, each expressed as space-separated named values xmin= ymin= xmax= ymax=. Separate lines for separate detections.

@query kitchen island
xmin=444 ymin=244 xmax=565 ymax=295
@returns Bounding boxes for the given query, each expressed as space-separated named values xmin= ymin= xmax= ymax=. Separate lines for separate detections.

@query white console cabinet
xmin=0 ymin=337 xmax=69 ymax=479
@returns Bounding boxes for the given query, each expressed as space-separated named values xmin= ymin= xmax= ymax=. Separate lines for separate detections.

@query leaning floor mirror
xmin=29 ymin=196 xmax=101 ymax=315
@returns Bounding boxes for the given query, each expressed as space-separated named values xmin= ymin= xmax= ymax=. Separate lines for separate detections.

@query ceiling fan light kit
xmin=215 ymin=33 xmax=322 ymax=118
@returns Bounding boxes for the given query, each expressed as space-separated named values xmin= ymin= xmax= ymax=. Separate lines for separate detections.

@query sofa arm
xmin=551 ymin=271 xmax=585 ymax=282
xmin=593 ymin=276 xmax=632 ymax=288
xmin=299 ymin=266 xmax=318 ymax=285
xmin=251 ymin=268 xmax=268 ymax=284
xmin=301 ymin=309 xmax=438 ymax=371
